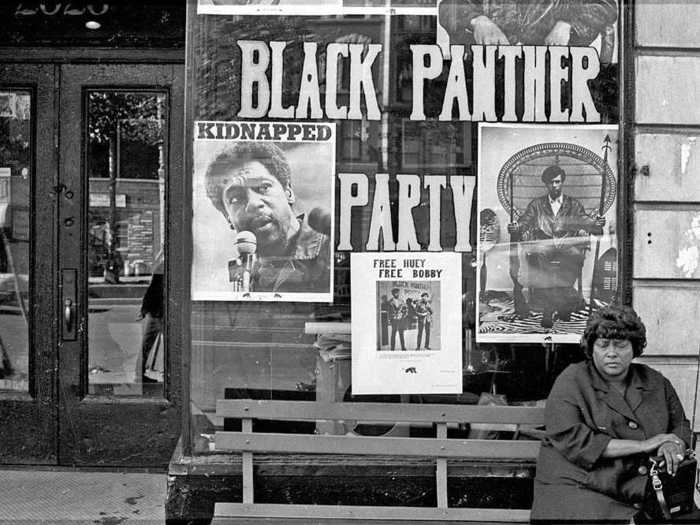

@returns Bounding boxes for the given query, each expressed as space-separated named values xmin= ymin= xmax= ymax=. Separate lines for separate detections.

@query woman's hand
xmin=602 ymin=433 xmax=686 ymax=460
xmin=643 ymin=433 xmax=684 ymax=454
xmin=657 ymin=439 xmax=686 ymax=476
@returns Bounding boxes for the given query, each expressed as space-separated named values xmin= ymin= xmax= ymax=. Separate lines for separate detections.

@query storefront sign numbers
xmin=15 ymin=2 xmax=110 ymax=18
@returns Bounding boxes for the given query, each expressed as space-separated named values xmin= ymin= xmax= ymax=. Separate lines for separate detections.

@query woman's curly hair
xmin=581 ymin=304 xmax=647 ymax=359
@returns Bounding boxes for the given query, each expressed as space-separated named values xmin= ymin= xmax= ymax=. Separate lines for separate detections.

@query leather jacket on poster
xmin=516 ymin=194 xmax=602 ymax=243
xmin=439 ymin=0 xmax=618 ymax=46
xmin=253 ymin=215 xmax=330 ymax=293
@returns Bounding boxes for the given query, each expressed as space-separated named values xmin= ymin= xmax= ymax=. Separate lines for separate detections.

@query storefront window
xmin=187 ymin=2 xmax=621 ymax=455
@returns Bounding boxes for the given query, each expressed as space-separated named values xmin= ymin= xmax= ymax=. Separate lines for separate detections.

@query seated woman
xmin=531 ymin=304 xmax=696 ymax=523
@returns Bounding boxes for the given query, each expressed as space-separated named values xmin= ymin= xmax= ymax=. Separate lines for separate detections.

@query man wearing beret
xmin=508 ymin=165 xmax=605 ymax=328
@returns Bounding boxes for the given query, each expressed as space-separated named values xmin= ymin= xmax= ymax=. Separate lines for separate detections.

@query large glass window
xmin=188 ymin=3 xmax=620 ymax=455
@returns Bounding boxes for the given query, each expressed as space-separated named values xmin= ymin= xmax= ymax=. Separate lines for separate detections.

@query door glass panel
xmin=0 ymin=90 xmax=31 ymax=392
xmin=86 ymin=90 xmax=166 ymax=397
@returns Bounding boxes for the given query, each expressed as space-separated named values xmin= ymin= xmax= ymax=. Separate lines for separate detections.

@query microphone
xmin=307 ymin=207 xmax=332 ymax=236
xmin=235 ymin=231 xmax=257 ymax=292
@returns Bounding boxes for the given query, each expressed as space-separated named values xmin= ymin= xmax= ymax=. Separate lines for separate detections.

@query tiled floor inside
xmin=0 ymin=469 xmax=166 ymax=524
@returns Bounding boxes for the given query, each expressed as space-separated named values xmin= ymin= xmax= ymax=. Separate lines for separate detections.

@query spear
xmin=588 ymin=135 xmax=611 ymax=315
xmin=509 ymin=173 xmax=527 ymax=317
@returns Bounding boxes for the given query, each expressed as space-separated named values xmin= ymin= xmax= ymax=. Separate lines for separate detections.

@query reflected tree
xmin=87 ymin=92 xmax=164 ymax=282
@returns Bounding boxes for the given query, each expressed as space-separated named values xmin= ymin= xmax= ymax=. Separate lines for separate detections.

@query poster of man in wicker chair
xmin=477 ymin=124 xmax=618 ymax=343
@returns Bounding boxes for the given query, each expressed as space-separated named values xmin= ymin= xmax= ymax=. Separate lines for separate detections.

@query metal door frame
xmin=0 ymin=63 xmax=58 ymax=464
xmin=55 ymin=62 xmax=184 ymax=467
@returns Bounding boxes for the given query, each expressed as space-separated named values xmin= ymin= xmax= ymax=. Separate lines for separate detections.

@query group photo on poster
xmin=191 ymin=121 xmax=335 ymax=302
xmin=477 ymin=124 xmax=618 ymax=343
xmin=377 ymin=280 xmax=440 ymax=352
xmin=351 ymin=253 xmax=461 ymax=395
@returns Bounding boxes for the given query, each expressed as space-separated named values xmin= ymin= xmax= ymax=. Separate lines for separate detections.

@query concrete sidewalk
xmin=0 ymin=469 xmax=166 ymax=524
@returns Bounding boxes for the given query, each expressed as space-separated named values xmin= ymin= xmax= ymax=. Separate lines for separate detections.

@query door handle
xmin=64 ymin=298 xmax=73 ymax=331
xmin=62 ymin=269 xmax=77 ymax=341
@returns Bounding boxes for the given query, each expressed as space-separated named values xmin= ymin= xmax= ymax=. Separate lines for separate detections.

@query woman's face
xmin=592 ymin=338 xmax=634 ymax=381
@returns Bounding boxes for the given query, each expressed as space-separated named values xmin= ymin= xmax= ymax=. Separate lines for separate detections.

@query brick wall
xmin=89 ymin=178 xmax=162 ymax=273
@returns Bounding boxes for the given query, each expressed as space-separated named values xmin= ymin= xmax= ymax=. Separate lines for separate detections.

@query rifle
xmin=588 ymin=135 xmax=611 ymax=315
xmin=509 ymin=173 xmax=528 ymax=317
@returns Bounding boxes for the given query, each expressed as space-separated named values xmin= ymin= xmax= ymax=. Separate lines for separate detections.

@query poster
xmin=437 ymin=0 xmax=618 ymax=64
xmin=197 ymin=0 xmax=342 ymax=16
xmin=351 ymin=252 xmax=462 ymax=395
xmin=477 ymin=124 xmax=618 ymax=343
xmin=191 ymin=121 xmax=335 ymax=302
xmin=343 ymin=1 xmax=436 ymax=14
xmin=198 ymin=0 xmax=437 ymax=16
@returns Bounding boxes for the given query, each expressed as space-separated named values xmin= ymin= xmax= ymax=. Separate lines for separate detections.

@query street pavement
xmin=0 ymin=469 xmax=166 ymax=524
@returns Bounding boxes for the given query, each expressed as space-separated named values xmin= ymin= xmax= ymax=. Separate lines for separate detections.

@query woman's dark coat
xmin=531 ymin=361 xmax=691 ymax=522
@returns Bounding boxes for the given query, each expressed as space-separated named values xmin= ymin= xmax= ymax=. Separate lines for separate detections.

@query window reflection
xmin=400 ymin=120 xmax=471 ymax=169
xmin=187 ymin=10 xmax=618 ymax=454
xmin=86 ymin=91 xmax=167 ymax=396
xmin=0 ymin=90 xmax=31 ymax=392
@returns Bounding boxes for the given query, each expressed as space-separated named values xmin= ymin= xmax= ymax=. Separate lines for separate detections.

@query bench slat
xmin=216 ymin=400 xmax=545 ymax=425
xmin=213 ymin=503 xmax=531 ymax=523
xmin=242 ymin=418 xmax=254 ymax=503
xmin=436 ymin=423 xmax=448 ymax=509
xmin=215 ymin=432 xmax=540 ymax=459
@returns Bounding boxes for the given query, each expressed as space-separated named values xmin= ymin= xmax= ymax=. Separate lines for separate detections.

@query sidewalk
xmin=0 ymin=469 xmax=166 ymax=524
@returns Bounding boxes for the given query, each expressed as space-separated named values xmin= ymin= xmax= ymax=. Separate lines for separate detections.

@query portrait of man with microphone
xmin=203 ymin=141 xmax=331 ymax=296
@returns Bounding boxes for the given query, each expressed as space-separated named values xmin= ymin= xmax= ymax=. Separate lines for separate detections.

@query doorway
xmin=0 ymin=62 xmax=183 ymax=466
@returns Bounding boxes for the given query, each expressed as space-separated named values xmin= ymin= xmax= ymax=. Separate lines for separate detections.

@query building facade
xmin=1 ymin=1 xmax=699 ymax=522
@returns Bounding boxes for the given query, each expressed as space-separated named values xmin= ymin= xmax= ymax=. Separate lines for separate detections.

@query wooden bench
xmin=212 ymin=399 xmax=544 ymax=524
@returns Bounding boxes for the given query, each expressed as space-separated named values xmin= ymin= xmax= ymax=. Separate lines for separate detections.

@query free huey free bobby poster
xmin=351 ymin=252 xmax=462 ymax=395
